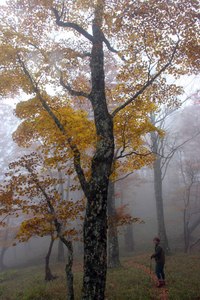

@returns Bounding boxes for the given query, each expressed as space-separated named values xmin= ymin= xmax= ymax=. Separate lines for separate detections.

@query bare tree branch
xmin=189 ymin=215 xmax=200 ymax=234
xmin=102 ymin=34 xmax=118 ymax=54
xmin=111 ymin=41 xmax=179 ymax=117
xmin=190 ymin=237 xmax=200 ymax=249
xmin=114 ymin=171 xmax=135 ymax=183
xmin=0 ymin=213 xmax=10 ymax=224
xmin=101 ymin=33 xmax=126 ymax=61
xmin=161 ymin=130 xmax=200 ymax=180
xmin=60 ymin=72 xmax=90 ymax=99
xmin=116 ymin=149 xmax=152 ymax=160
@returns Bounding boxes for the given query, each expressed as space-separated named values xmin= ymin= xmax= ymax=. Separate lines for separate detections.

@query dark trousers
xmin=155 ymin=263 xmax=165 ymax=280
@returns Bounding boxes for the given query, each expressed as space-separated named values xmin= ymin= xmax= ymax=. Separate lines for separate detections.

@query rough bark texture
xmin=81 ymin=2 xmax=115 ymax=299
xmin=45 ymin=237 xmax=56 ymax=281
xmin=107 ymin=181 xmax=120 ymax=268
xmin=153 ymin=157 xmax=170 ymax=253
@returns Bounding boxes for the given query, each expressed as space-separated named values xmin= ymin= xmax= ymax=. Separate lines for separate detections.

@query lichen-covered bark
xmin=83 ymin=188 xmax=108 ymax=300
xmin=82 ymin=2 xmax=114 ymax=298
xmin=107 ymin=181 xmax=120 ymax=268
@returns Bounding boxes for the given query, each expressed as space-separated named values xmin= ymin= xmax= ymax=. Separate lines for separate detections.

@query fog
xmin=1 ymin=91 xmax=200 ymax=273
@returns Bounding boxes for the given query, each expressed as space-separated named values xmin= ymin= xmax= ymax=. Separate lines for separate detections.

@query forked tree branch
xmin=52 ymin=5 xmax=125 ymax=61
xmin=51 ymin=7 xmax=94 ymax=43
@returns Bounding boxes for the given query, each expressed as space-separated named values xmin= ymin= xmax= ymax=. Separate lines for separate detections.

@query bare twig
xmin=112 ymin=41 xmax=179 ymax=117
xmin=161 ymin=131 xmax=200 ymax=180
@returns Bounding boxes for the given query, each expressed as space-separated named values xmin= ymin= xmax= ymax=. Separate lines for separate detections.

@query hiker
xmin=151 ymin=237 xmax=165 ymax=287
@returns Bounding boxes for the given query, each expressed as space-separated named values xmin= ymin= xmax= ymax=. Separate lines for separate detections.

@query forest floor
xmin=0 ymin=253 xmax=200 ymax=299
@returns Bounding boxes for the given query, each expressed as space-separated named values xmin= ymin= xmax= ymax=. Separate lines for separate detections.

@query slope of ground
xmin=0 ymin=253 xmax=199 ymax=299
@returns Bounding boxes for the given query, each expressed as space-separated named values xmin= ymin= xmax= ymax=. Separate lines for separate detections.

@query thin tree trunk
xmin=120 ymin=185 xmax=135 ymax=252
xmin=45 ymin=236 xmax=56 ymax=281
xmin=0 ymin=247 xmax=7 ymax=270
xmin=60 ymin=237 xmax=74 ymax=300
xmin=190 ymin=238 xmax=200 ymax=251
xmin=24 ymin=165 xmax=75 ymax=299
xmin=124 ymin=224 xmax=135 ymax=252
xmin=58 ymin=239 xmax=65 ymax=262
xmin=107 ymin=181 xmax=120 ymax=268
xmin=183 ymin=208 xmax=190 ymax=253
xmin=65 ymin=241 xmax=74 ymax=300
xmin=188 ymin=215 xmax=200 ymax=233
xmin=153 ymin=157 xmax=170 ymax=253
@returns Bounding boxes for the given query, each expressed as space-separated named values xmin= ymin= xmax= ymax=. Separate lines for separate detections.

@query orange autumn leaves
xmin=0 ymin=152 xmax=85 ymax=244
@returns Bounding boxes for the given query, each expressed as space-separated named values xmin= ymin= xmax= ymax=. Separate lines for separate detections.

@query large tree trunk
xmin=107 ymin=181 xmax=120 ymax=268
xmin=82 ymin=185 xmax=108 ymax=300
xmin=153 ymin=157 xmax=170 ymax=253
xmin=81 ymin=2 xmax=114 ymax=298
xmin=45 ymin=236 xmax=56 ymax=281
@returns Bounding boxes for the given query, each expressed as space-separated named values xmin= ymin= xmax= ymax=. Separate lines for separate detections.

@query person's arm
xmin=151 ymin=246 xmax=162 ymax=259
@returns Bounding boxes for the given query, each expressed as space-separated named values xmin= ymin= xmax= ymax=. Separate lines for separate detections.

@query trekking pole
xmin=150 ymin=258 xmax=152 ymax=275
xmin=149 ymin=258 xmax=153 ymax=285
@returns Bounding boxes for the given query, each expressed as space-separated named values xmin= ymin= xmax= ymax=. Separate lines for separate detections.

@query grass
xmin=0 ymin=253 xmax=200 ymax=299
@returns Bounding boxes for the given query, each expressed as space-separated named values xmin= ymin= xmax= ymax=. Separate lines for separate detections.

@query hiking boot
xmin=157 ymin=280 xmax=164 ymax=288
xmin=162 ymin=280 xmax=166 ymax=286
